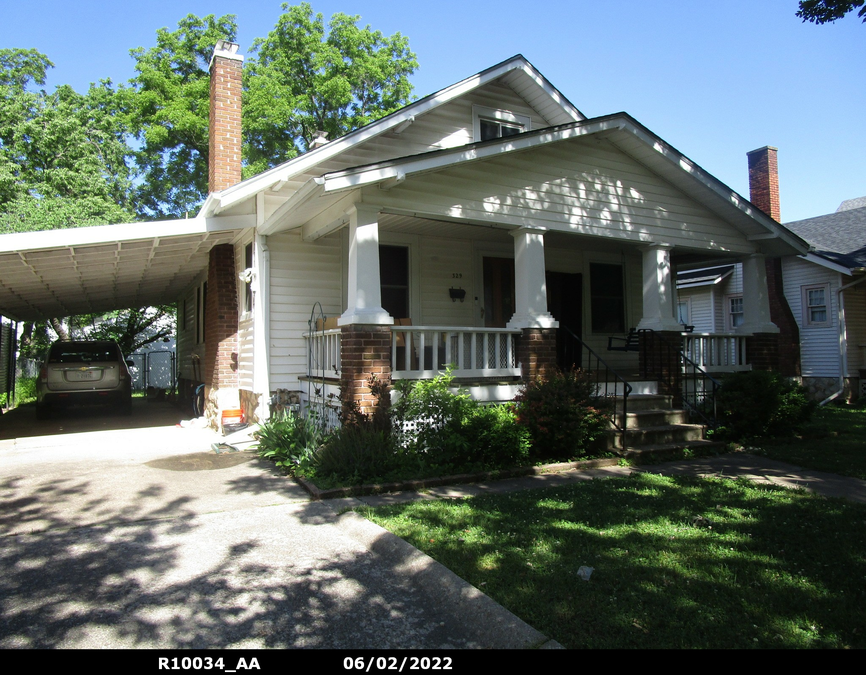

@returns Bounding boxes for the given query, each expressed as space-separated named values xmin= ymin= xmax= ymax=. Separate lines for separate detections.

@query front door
xmin=483 ymin=257 xmax=515 ymax=328
xmin=546 ymin=271 xmax=583 ymax=369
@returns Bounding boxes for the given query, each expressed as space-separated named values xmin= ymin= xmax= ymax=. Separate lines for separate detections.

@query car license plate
xmin=68 ymin=370 xmax=98 ymax=381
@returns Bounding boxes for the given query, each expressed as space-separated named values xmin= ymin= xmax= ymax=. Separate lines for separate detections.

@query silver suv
xmin=36 ymin=340 xmax=133 ymax=419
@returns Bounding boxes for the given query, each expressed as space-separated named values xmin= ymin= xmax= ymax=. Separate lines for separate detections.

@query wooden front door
xmin=483 ymin=257 xmax=515 ymax=328
xmin=546 ymin=271 xmax=583 ymax=369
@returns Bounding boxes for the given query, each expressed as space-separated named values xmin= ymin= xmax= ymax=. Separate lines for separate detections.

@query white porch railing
xmin=391 ymin=326 xmax=521 ymax=379
xmin=683 ymin=332 xmax=750 ymax=372
xmin=304 ymin=328 xmax=342 ymax=378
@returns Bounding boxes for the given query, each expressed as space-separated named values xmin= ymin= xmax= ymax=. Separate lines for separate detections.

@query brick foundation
xmin=516 ymin=328 xmax=558 ymax=381
xmin=339 ymin=324 xmax=392 ymax=420
xmin=639 ymin=330 xmax=683 ymax=405
xmin=746 ymin=333 xmax=780 ymax=371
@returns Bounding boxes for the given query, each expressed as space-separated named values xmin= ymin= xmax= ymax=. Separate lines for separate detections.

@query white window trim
xmin=726 ymin=294 xmax=743 ymax=331
xmin=677 ymin=297 xmax=691 ymax=327
xmin=378 ymin=233 xmax=420 ymax=323
xmin=801 ymin=283 xmax=831 ymax=327
xmin=240 ymin=241 xmax=255 ymax=319
xmin=472 ymin=105 xmax=531 ymax=142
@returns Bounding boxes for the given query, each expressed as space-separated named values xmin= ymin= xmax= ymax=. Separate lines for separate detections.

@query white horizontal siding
xmin=782 ymin=258 xmax=840 ymax=378
xmin=268 ymin=230 xmax=343 ymax=391
xmin=678 ymin=288 xmax=714 ymax=333
xmin=373 ymin=137 xmax=754 ymax=253
xmin=417 ymin=237 xmax=476 ymax=326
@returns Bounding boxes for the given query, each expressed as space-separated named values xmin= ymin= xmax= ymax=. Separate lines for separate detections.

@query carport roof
xmin=0 ymin=217 xmax=249 ymax=321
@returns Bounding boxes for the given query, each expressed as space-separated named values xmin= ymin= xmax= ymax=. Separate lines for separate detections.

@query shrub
xmin=514 ymin=368 xmax=611 ymax=461
xmin=254 ymin=409 xmax=323 ymax=474
xmin=309 ymin=425 xmax=407 ymax=485
xmin=715 ymin=370 xmax=816 ymax=441
xmin=460 ymin=403 xmax=531 ymax=467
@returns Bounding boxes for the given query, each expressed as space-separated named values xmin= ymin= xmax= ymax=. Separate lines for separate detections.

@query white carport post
xmin=338 ymin=204 xmax=393 ymax=326
xmin=738 ymin=253 xmax=779 ymax=334
xmin=506 ymin=226 xmax=558 ymax=329
xmin=637 ymin=244 xmax=683 ymax=331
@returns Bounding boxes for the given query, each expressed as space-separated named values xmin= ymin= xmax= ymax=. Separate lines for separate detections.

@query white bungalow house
xmin=0 ymin=44 xmax=810 ymax=431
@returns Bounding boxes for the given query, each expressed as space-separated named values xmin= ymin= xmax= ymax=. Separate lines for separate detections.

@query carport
xmin=0 ymin=215 xmax=249 ymax=408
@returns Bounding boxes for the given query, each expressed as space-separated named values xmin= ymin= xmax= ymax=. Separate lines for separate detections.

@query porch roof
xmin=260 ymin=112 xmax=810 ymax=258
xmin=0 ymin=216 xmax=250 ymax=321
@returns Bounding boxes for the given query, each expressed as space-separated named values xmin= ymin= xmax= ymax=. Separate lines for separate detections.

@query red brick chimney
xmin=746 ymin=146 xmax=800 ymax=376
xmin=747 ymin=146 xmax=780 ymax=221
xmin=209 ymin=40 xmax=243 ymax=193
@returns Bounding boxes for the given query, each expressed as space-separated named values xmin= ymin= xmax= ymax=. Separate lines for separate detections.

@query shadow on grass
xmin=361 ymin=473 xmax=866 ymax=649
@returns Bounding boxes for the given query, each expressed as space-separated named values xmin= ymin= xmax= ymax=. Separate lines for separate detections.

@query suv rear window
xmin=48 ymin=344 xmax=120 ymax=364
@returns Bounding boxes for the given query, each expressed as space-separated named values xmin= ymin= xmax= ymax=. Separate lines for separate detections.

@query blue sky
xmin=4 ymin=0 xmax=864 ymax=223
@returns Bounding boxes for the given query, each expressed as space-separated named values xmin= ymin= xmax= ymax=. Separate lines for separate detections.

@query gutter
xmin=820 ymin=269 xmax=866 ymax=406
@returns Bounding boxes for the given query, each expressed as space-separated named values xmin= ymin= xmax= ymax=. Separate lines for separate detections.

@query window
xmin=802 ymin=284 xmax=830 ymax=326
xmin=243 ymin=242 xmax=253 ymax=313
xmin=727 ymin=295 xmax=743 ymax=330
xmin=196 ymin=282 xmax=207 ymax=345
xmin=590 ymin=263 xmax=625 ymax=333
xmin=472 ymin=105 xmax=531 ymax=142
xmin=380 ymin=245 xmax=409 ymax=320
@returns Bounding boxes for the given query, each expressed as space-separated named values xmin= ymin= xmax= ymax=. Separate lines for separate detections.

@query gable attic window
xmin=473 ymin=105 xmax=531 ymax=142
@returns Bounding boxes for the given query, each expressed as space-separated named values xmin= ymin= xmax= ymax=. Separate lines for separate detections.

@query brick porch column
xmin=204 ymin=243 xmax=239 ymax=424
xmin=746 ymin=333 xmax=780 ymax=371
xmin=639 ymin=330 xmax=683 ymax=406
xmin=517 ymin=328 xmax=558 ymax=382
xmin=340 ymin=324 xmax=391 ymax=420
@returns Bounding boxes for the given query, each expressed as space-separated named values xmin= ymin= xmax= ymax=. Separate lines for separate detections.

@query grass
xmin=747 ymin=404 xmax=866 ymax=480
xmin=359 ymin=473 xmax=866 ymax=649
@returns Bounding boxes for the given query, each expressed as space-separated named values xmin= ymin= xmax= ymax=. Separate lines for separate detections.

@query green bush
xmin=253 ymin=409 xmax=323 ymax=474
xmin=0 ymin=376 xmax=37 ymax=408
xmin=714 ymin=370 xmax=816 ymax=441
xmin=460 ymin=403 xmax=531 ymax=467
xmin=514 ymin=368 xmax=611 ymax=461
xmin=310 ymin=425 xmax=408 ymax=485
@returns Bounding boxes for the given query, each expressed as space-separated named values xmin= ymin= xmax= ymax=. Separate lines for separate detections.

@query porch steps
xmin=605 ymin=393 xmax=725 ymax=457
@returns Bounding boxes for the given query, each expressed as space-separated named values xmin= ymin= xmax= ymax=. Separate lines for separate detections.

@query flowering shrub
xmin=514 ymin=368 xmax=611 ymax=461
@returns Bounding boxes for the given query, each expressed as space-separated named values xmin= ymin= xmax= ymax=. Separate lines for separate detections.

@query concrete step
xmin=609 ymin=394 xmax=674 ymax=413
xmin=607 ymin=423 xmax=705 ymax=450
xmin=612 ymin=409 xmax=689 ymax=428
xmin=620 ymin=439 xmax=727 ymax=459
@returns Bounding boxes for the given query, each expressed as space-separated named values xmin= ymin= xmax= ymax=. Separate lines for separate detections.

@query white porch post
xmin=637 ymin=244 xmax=682 ymax=331
xmin=506 ymin=226 xmax=558 ymax=329
xmin=738 ymin=253 xmax=779 ymax=334
xmin=339 ymin=204 xmax=393 ymax=326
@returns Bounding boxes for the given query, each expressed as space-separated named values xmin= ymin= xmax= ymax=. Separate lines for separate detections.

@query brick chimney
xmin=747 ymin=146 xmax=780 ymax=221
xmin=209 ymin=40 xmax=244 ymax=193
xmin=746 ymin=146 xmax=800 ymax=376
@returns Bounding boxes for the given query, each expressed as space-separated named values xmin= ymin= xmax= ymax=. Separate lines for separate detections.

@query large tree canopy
xmin=125 ymin=3 xmax=417 ymax=216
xmin=797 ymin=0 xmax=866 ymax=24
xmin=243 ymin=2 xmax=418 ymax=177
xmin=0 ymin=49 xmax=136 ymax=233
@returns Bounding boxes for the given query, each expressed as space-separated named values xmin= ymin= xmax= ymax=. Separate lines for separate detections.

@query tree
xmin=0 ymin=48 xmax=137 ymax=234
xmin=124 ymin=14 xmax=239 ymax=218
xmin=796 ymin=0 xmax=866 ymax=24
xmin=70 ymin=306 xmax=176 ymax=355
xmin=124 ymin=4 xmax=417 ymax=216
xmin=243 ymin=2 xmax=418 ymax=177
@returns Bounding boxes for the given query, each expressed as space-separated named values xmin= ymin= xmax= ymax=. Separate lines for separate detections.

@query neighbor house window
xmin=727 ymin=295 xmax=743 ymax=330
xmin=380 ymin=245 xmax=409 ymax=320
xmin=590 ymin=263 xmax=625 ymax=333
xmin=802 ymin=284 xmax=829 ymax=326
xmin=473 ymin=105 xmax=531 ymax=142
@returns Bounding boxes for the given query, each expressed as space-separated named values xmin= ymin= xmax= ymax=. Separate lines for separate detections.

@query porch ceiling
xmin=0 ymin=218 xmax=246 ymax=322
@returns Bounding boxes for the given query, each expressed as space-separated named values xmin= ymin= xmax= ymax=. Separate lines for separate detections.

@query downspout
xmin=820 ymin=271 xmax=866 ymax=406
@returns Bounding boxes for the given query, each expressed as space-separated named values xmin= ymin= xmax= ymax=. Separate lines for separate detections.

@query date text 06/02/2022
xmin=159 ymin=658 xmax=260 ymax=671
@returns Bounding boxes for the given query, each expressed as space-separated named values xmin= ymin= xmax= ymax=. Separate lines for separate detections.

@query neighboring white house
xmin=677 ymin=197 xmax=866 ymax=401
xmin=0 ymin=46 xmax=810 ymax=426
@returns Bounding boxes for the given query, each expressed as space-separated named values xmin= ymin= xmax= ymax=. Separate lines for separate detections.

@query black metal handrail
xmin=559 ymin=324 xmax=633 ymax=452
xmin=638 ymin=329 xmax=720 ymax=428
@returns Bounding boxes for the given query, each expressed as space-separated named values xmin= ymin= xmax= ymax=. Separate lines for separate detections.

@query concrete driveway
xmin=0 ymin=401 xmax=553 ymax=649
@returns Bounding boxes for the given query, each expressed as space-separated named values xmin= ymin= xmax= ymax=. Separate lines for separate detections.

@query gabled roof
xmin=785 ymin=205 xmax=866 ymax=268
xmin=202 ymin=55 xmax=584 ymax=217
xmin=261 ymin=111 xmax=809 ymax=257
xmin=838 ymin=196 xmax=866 ymax=212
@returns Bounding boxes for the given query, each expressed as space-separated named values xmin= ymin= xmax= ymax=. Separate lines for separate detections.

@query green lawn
xmin=748 ymin=405 xmax=866 ymax=480
xmin=359 ymin=473 xmax=866 ymax=649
